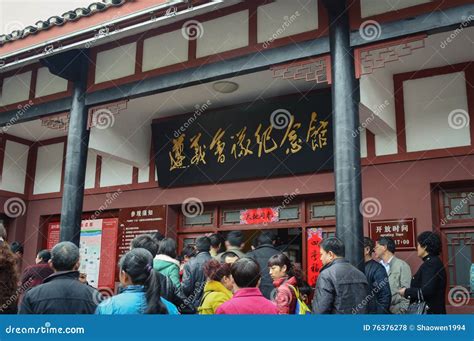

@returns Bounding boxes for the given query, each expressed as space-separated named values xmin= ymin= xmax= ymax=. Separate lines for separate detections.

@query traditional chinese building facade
xmin=0 ymin=0 xmax=473 ymax=312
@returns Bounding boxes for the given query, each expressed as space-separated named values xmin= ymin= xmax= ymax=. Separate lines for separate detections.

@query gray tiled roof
xmin=0 ymin=0 xmax=130 ymax=47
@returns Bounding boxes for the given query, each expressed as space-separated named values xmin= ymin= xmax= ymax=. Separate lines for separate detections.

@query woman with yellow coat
xmin=198 ymin=259 xmax=233 ymax=314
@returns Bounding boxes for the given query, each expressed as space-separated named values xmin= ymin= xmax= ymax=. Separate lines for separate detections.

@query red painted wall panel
xmin=15 ymin=154 xmax=474 ymax=275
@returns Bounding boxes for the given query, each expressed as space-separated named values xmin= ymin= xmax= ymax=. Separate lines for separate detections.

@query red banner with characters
xmin=240 ymin=207 xmax=279 ymax=225
xmin=46 ymin=222 xmax=60 ymax=250
xmin=307 ymin=228 xmax=323 ymax=287
xmin=97 ymin=218 xmax=118 ymax=290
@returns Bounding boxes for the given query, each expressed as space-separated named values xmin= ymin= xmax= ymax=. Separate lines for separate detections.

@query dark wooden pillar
xmin=323 ymin=0 xmax=364 ymax=270
xmin=42 ymin=49 xmax=90 ymax=246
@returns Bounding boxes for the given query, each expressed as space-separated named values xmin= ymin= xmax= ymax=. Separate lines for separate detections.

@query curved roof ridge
xmin=0 ymin=0 xmax=129 ymax=46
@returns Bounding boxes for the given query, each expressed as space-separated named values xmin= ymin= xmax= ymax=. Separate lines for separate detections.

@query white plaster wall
xmin=360 ymin=69 xmax=396 ymax=129
xmin=360 ymin=128 xmax=368 ymax=158
xmin=84 ymin=151 xmax=97 ymax=189
xmin=33 ymin=142 xmax=64 ymax=194
xmin=138 ymin=166 xmax=149 ymax=183
xmin=95 ymin=43 xmax=137 ymax=84
xmin=0 ymin=140 xmax=29 ymax=193
xmin=358 ymin=27 xmax=474 ymax=156
xmin=376 ymin=28 xmax=474 ymax=76
xmin=99 ymin=157 xmax=133 ymax=187
xmin=89 ymin=110 xmax=151 ymax=169
xmin=35 ymin=67 xmax=68 ymax=97
xmin=0 ymin=71 xmax=31 ymax=106
xmin=375 ymin=133 xmax=398 ymax=156
xmin=143 ymin=29 xmax=189 ymax=72
xmin=404 ymin=71 xmax=470 ymax=152
xmin=361 ymin=0 xmax=432 ymax=18
xmin=196 ymin=10 xmax=249 ymax=58
xmin=257 ymin=0 xmax=318 ymax=43
xmin=360 ymin=69 xmax=397 ymax=156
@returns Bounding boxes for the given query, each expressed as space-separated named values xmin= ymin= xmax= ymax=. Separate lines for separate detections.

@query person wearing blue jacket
xmin=96 ymin=248 xmax=178 ymax=315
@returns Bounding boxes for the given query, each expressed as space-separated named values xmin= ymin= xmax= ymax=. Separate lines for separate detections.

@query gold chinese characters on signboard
xmin=168 ymin=111 xmax=329 ymax=171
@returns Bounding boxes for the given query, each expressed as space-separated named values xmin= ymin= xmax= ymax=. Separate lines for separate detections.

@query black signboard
xmin=152 ymin=89 xmax=333 ymax=187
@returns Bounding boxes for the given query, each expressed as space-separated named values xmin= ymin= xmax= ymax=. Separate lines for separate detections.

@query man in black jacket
xmin=130 ymin=234 xmax=194 ymax=313
xmin=312 ymin=237 xmax=369 ymax=314
xmin=364 ymin=237 xmax=391 ymax=314
xmin=19 ymin=242 xmax=101 ymax=314
xmin=246 ymin=231 xmax=281 ymax=299
xmin=182 ymin=236 xmax=212 ymax=308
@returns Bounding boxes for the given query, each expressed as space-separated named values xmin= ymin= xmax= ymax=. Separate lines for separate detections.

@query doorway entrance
xmin=178 ymin=228 xmax=303 ymax=266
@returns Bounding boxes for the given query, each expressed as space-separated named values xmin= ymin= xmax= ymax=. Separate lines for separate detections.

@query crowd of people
xmin=0 ymin=223 xmax=447 ymax=315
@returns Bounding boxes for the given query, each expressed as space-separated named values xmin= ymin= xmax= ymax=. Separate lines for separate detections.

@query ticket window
xmin=178 ymin=228 xmax=303 ymax=264
xmin=220 ymin=228 xmax=304 ymax=270
xmin=241 ymin=228 xmax=304 ymax=264
xmin=228 ymin=228 xmax=304 ymax=274
xmin=275 ymin=228 xmax=303 ymax=265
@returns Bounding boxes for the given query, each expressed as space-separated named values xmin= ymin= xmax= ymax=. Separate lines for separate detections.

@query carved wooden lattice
xmin=271 ymin=55 xmax=331 ymax=84
xmin=355 ymin=35 xmax=426 ymax=78
xmin=41 ymin=112 xmax=70 ymax=131
xmin=87 ymin=100 xmax=128 ymax=130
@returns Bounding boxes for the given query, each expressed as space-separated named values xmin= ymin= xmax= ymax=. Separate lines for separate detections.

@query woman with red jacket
xmin=268 ymin=253 xmax=306 ymax=314
xmin=20 ymin=250 xmax=54 ymax=291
